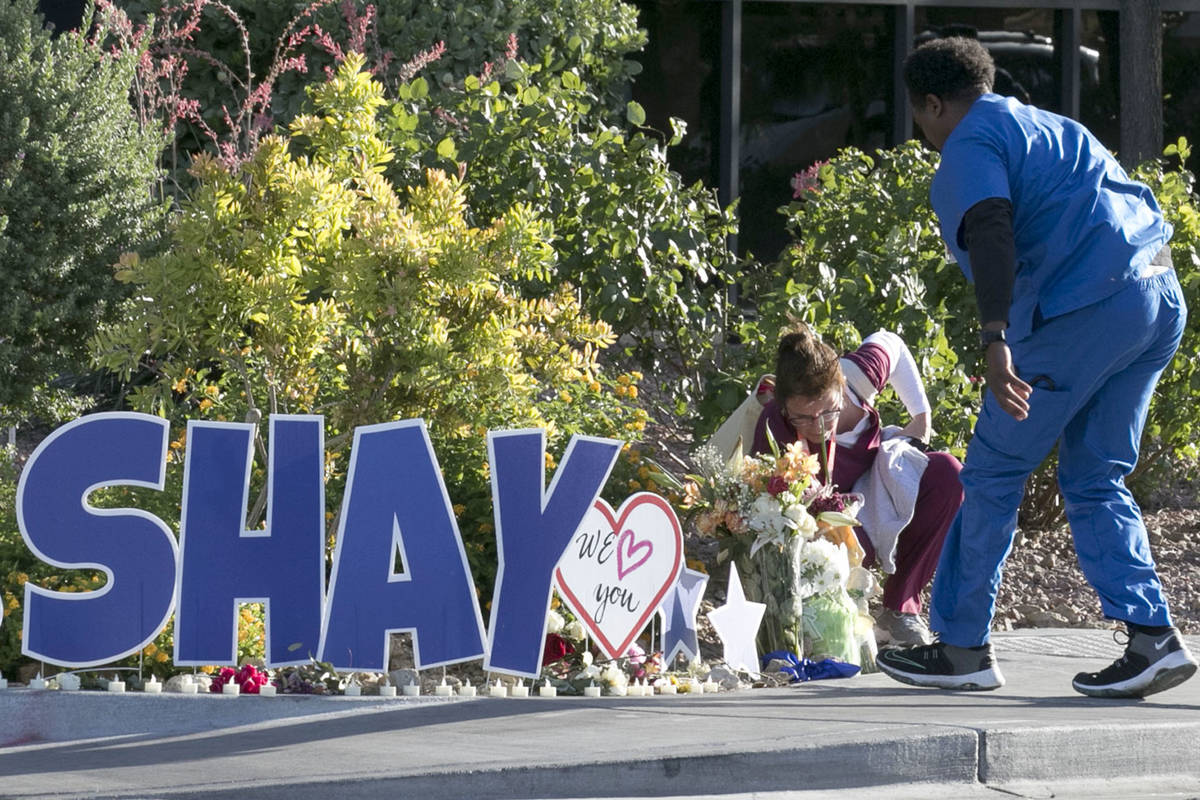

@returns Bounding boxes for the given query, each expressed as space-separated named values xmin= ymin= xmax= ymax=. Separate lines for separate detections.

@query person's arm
xmin=961 ymin=197 xmax=1031 ymax=420
xmin=861 ymin=331 xmax=933 ymax=442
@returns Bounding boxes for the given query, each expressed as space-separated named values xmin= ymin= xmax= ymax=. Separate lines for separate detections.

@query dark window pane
xmin=913 ymin=8 xmax=1118 ymax=151
xmin=1164 ymin=12 xmax=1200 ymax=157
xmin=736 ymin=3 xmax=891 ymax=261
xmin=630 ymin=1 xmax=722 ymax=190
xmin=1081 ymin=11 xmax=1120 ymax=152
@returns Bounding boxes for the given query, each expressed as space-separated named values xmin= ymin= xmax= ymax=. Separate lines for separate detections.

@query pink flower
xmin=791 ymin=160 xmax=828 ymax=198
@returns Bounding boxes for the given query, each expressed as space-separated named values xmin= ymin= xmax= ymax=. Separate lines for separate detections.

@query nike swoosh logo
xmin=888 ymin=654 xmax=927 ymax=670
xmin=1154 ymin=638 xmax=1172 ymax=651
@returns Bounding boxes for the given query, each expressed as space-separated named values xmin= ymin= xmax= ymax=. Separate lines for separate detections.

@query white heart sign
xmin=554 ymin=492 xmax=683 ymax=659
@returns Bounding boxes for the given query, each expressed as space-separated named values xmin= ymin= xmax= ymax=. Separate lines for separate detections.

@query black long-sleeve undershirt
xmin=960 ymin=197 xmax=1016 ymax=327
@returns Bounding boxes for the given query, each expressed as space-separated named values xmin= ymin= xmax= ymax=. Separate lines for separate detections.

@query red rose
xmin=542 ymin=633 xmax=575 ymax=665
xmin=767 ymin=475 xmax=789 ymax=496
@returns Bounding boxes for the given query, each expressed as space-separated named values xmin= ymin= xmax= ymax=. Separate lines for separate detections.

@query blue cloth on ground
xmin=762 ymin=650 xmax=861 ymax=682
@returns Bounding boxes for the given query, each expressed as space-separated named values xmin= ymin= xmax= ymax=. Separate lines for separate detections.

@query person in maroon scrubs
xmin=752 ymin=323 xmax=963 ymax=647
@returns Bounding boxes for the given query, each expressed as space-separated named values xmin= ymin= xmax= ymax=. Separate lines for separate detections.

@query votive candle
xmin=221 ymin=681 xmax=240 ymax=695
xmin=143 ymin=676 xmax=162 ymax=694
xmin=258 ymin=684 xmax=277 ymax=697
xmin=457 ymin=680 xmax=476 ymax=697
xmin=107 ymin=680 xmax=126 ymax=693
xmin=488 ymin=680 xmax=507 ymax=698
xmin=344 ymin=684 xmax=362 ymax=697
xmin=583 ymin=681 xmax=601 ymax=698
xmin=657 ymin=682 xmax=677 ymax=695
xmin=434 ymin=679 xmax=453 ymax=697
xmin=0 ymin=676 xmax=7 ymax=690
xmin=510 ymin=679 xmax=529 ymax=698
xmin=29 ymin=675 xmax=46 ymax=690
xmin=179 ymin=678 xmax=198 ymax=695
xmin=537 ymin=679 xmax=557 ymax=698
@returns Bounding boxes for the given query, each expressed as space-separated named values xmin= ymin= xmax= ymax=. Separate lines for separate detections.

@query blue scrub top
xmin=930 ymin=93 xmax=1172 ymax=341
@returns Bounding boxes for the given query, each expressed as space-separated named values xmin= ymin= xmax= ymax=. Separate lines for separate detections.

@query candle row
xmin=0 ymin=674 xmax=721 ymax=695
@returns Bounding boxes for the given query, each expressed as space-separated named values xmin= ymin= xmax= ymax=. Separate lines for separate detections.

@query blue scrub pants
xmin=931 ymin=270 xmax=1187 ymax=647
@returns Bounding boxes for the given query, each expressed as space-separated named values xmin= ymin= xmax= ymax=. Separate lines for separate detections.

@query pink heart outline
xmin=554 ymin=493 xmax=683 ymax=659
xmin=616 ymin=528 xmax=653 ymax=579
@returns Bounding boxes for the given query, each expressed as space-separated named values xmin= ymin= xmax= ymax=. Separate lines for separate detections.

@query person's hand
xmin=985 ymin=343 xmax=1032 ymax=420
xmin=899 ymin=411 xmax=932 ymax=443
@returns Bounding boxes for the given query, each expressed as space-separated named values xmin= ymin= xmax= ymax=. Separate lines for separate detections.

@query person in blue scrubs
xmin=876 ymin=36 xmax=1197 ymax=698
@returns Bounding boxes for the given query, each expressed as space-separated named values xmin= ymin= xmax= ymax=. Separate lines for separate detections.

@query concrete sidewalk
xmin=1 ymin=629 xmax=1198 ymax=800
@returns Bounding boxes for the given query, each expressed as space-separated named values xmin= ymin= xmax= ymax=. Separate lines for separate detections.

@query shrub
xmin=103 ymin=0 xmax=645 ymax=187
xmin=380 ymin=54 xmax=740 ymax=405
xmin=91 ymin=54 xmax=649 ymax=605
xmin=1131 ymin=138 xmax=1200 ymax=479
xmin=0 ymin=0 xmax=164 ymax=415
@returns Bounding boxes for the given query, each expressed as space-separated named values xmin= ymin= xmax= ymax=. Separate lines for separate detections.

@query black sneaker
xmin=1072 ymin=626 xmax=1197 ymax=698
xmin=876 ymin=641 xmax=1005 ymax=690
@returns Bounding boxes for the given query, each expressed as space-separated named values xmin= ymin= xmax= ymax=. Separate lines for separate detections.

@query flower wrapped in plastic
xmin=683 ymin=434 xmax=865 ymax=663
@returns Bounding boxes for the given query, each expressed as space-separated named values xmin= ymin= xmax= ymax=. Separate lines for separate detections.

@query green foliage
xmin=0 ymin=446 xmax=24 ymax=677
xmin=379 ymin=55 xmax=740 ymax=401
xmin=0 ymin=0 xmax=164 ymax=413
xmin=712 ymin=143 xmax=979 ymax=456
xmin=109 ymin=0 xmax=645 ymax=178
xmin=1131 ymin=137 xmax=1200 ymax=481
xmin=91 ymin=55 xmax=650 ymax=607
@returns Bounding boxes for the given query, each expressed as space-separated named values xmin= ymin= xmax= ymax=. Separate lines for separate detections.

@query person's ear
xmin=922 ymin=93 xmax=945 ymax=118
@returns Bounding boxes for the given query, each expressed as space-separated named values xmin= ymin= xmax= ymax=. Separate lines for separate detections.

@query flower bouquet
xmin=683 ymin=437 xmax=876 ymax=668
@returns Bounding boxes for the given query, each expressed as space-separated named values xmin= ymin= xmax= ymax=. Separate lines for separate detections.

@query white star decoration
xmin=705 ymin=561 xmax=766 ymax=676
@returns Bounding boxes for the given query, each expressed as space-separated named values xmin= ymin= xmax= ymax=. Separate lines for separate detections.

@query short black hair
xmin=904 ymin=37 xmax=995 ymax=102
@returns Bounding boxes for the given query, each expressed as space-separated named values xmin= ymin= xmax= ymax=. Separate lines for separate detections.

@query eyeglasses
xmin=785 ymin=405 xmax=842 ymax=430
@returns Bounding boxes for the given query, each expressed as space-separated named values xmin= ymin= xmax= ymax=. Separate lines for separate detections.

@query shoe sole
xmin=1072 ymin=653 xmax=1198 ymax=699
xmin=877 ymin=660 xmax=1005 ymax=691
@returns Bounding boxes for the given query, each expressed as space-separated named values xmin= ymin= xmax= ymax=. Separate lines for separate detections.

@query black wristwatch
xmin=979 ymin=328 xmax=1007 ymax=349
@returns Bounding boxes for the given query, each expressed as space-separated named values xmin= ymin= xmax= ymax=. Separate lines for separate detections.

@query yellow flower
xmin=172 ymin=377 xmax=188 ymax=394
xmin=144 ymin=642 xmax=158 ymax=656
xmin=627 ymin=386 xmax=638 ymax=399
xmin=686 ymin=558 xmax=708 ymax=574
xmin=631 ymin=371 xmax=643 ymax=382
xmin=156 ymin=651 xmax=169 ymax=663
xmin=617 ymin=374 xmax=631 ymax=386
xmin=559 ymin=391 xmax=572 ymax=404
xmin=198 ymin=398 xmax=214 ymax=412
xmin=628 ymin=479 xmax=641 ymax=491
xmin=544 ymin=452 xmax=557 ymax=470
xmin=588 ymin=381 xmax=601 ymax=392
xmin=479 ymin=522 xmax=494 ymax=534
xmin=452 ymin=504 xmax=466 ymax=516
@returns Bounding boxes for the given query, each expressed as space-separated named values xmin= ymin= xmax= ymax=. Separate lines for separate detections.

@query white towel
xmin=850 ymin=427 xmax=929 ymax=573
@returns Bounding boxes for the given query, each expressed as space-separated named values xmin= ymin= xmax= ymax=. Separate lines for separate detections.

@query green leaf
xmin=625 ymin=100 xmax=646 ymax=127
